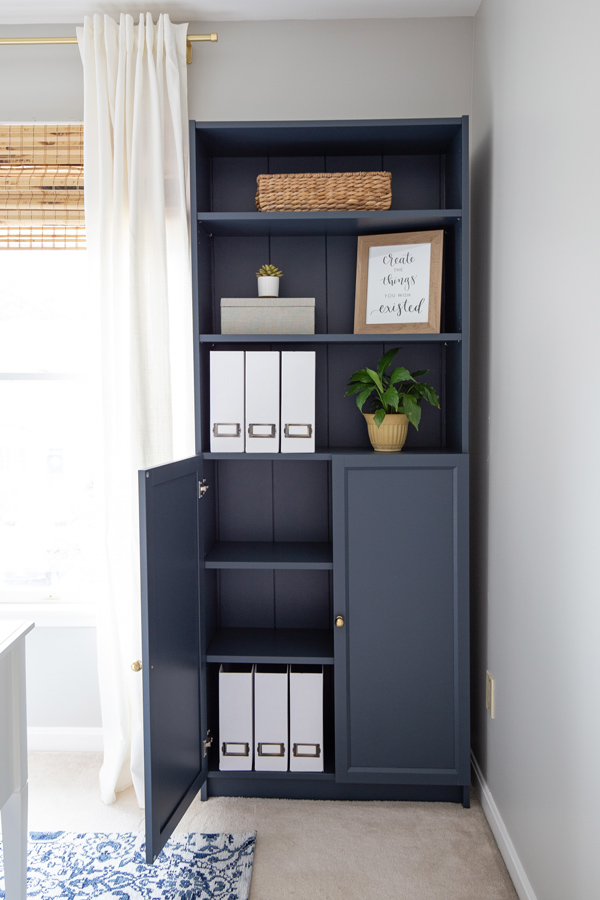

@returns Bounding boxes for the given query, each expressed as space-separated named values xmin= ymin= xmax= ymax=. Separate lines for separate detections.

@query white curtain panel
xmin=77 ymin=13 xmax=195 ymax=806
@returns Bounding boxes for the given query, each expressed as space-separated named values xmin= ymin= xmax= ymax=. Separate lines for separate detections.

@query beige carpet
xmin=22 ymin=752 xmax=518 ymax=900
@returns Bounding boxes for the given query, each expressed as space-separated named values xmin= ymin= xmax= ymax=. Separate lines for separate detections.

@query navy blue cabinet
xmin=140 ymin=118 xmax=470 ymax=862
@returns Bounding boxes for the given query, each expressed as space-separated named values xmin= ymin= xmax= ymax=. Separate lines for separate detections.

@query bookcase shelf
xmin=204 ymin=541 xmax=333 ymax=570
xmin=197 ymin=209 xmax=462 ymax=237
xmin=201 ymin=448 xmax=458 ymax=461
xmin=202 ymin=451 xmax=334 ymax=461
xmin=207 ymin=768 xmax=336 ymax=781
xmin=200 ymin=333 xmax=463 ymax=344
xmin=206 ymin=627 xmax=334 ymax=664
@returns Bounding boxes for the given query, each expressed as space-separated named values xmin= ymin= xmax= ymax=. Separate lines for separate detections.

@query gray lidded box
xmin=220 ymin=298 xmax=315 ymax=334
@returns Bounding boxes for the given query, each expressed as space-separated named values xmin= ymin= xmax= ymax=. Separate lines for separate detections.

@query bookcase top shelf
xmin=194 ymin=117 xmax=466 ymax=156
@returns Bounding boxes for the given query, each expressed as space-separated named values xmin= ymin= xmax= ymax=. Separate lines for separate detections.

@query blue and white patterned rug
xmin=0 ymin=831 xmax=255 ymax=900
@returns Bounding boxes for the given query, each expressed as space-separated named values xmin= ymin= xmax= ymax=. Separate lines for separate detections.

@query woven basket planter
xmin=255 ymin=171 xmax=392 ymax=212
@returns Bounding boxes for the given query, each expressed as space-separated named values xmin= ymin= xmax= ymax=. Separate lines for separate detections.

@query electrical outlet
xmin=486 ymin=670 xmax=495 ymax=719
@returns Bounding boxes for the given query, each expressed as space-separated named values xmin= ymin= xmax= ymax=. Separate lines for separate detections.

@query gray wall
xmin=0 ymin=17 xmax=474 ymax=122
xmin=0 ymin=15 xmax=474 ymax=737
xmin=471 ymin=0 xmax=600 ymax=897
xmin=188 ymin=18 xmax=474 ymax=121
xmin=0 ymin=24 xmax=84 ymax=121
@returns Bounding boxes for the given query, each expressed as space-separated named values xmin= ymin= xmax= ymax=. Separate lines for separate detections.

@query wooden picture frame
xmin=353 ymin=230 xmax=444 ymax=334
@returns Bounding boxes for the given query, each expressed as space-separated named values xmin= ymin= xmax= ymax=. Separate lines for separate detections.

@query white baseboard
xmin=471 ymin=753 xmax=538 ymax=900
xmin=28 ymin=726 xmax=103 ymax=752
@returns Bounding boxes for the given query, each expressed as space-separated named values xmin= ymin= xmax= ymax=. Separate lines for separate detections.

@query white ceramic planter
xmin=257 ymin=276 xmax=279 ymax=298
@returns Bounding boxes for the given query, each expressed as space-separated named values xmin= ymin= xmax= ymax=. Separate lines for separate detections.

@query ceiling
xmin=0 ymin=0 xmax=482 ymax=26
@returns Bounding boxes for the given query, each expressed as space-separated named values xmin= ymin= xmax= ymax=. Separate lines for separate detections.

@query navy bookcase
xmin=139 ymin=118 xmax=470 ymax=863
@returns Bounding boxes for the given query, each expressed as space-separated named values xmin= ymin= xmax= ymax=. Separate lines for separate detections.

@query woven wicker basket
xmin=255 ymin=171 xmax=392 ymax=212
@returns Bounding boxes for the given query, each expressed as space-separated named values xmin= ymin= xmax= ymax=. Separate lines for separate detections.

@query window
xmin=0 ymin=123 xmax=95 ymax=620
xmin=0 ymin=250 xmax=98 ymax=613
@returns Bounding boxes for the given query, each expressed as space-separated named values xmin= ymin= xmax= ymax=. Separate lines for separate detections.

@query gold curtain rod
xmin=0 ymin=32 xmax=218 ymax=63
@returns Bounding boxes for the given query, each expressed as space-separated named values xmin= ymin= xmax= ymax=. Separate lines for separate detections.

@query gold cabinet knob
xmin=131 ymin=660 xmax=142 ymax=672
xmin=335 ymin=615 xmax=345 ymax=628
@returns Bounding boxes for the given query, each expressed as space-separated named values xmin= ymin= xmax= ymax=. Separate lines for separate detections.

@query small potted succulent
xmin=345 ymin=347 xmax=440 ymax=451
xmin=256 ymin=263 xmax=283 ymax=298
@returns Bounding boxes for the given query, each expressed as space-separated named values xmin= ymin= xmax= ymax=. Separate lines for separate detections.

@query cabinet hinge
xmin=203 ymin=729 xmax=213 ymax=757
xmin=199 ymin=479 xmax=209 ymax=499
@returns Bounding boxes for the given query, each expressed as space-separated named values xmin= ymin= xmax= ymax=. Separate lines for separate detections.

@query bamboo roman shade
xmin=0 ymin=123 xmax=85 ymax=248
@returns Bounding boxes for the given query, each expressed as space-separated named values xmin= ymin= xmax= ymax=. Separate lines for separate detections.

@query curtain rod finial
xmin=186 ymin=31 xmax=218 ymax=63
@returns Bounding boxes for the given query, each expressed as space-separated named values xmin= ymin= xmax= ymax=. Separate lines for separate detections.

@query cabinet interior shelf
xmin=197 ymin=209 xmax=462 ymax=237
xmin=200 ymin=333 xmax=462 ymax=344
xmin=204 ymin=541 xmax=333 ymax=569
xmin=206 ymin=627 xmax=334 ymax=664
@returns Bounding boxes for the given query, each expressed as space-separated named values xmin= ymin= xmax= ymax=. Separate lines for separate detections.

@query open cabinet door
xmin=139 ymin=456 xmax=207 ymax=863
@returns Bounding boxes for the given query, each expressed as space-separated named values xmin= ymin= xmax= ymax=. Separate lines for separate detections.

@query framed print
xmin=353 ymin=230 xmax=443 ymax=334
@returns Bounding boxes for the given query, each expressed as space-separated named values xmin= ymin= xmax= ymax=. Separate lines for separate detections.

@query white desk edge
xmin=0 ymin=620 xmax=35 ymax=660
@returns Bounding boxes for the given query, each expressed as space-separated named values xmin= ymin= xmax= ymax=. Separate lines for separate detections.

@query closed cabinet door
xmin=332 ymin=455 xmax=469 ymax=785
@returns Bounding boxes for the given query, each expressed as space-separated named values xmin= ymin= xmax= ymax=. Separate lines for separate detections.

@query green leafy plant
xmin=345 ymin=347 xmax=440 ymax=430
xmin=256 ymin=263 xmax=283 ymax=278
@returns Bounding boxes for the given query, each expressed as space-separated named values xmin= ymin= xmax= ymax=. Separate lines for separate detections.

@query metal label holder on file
xmin=292 ymin=743 xmax=321 ymax=758
xmin=222 ymin=742 xmax=250 ymax=757
xmin=257 ymin=742 xmax=286 ymax=757
xmin=213 ymin=423 xmax=241 ymax=437
xmin=248 ymin=423 xmax=277 ymax=438
xmin=284 ymin=423 xmax=313 ymax=438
